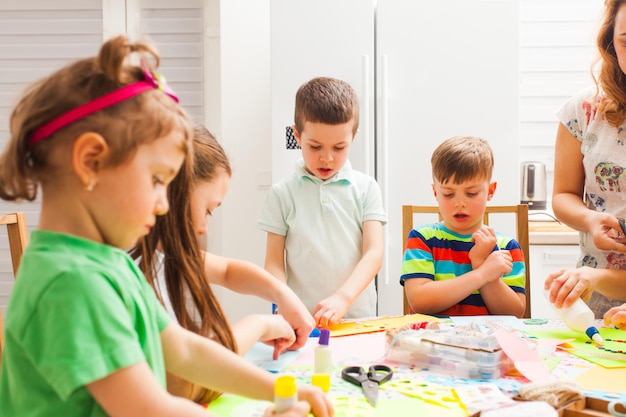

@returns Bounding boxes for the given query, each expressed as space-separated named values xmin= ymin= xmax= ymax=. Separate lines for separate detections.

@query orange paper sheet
xmin=326 ymin=314 xmax=443 ymax=337
xmin=574 ymin=365 xmax=626 ymax=392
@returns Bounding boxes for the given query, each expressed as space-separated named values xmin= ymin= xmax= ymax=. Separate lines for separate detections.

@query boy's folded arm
xmin=405 ymin=271 xmax=491 ymax=314
xmin=480 ymin=281 xmax=526 ymax=317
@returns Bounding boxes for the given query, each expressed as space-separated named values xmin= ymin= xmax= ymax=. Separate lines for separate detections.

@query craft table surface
xmin=208 ymin=318 xmax=626 ymax=417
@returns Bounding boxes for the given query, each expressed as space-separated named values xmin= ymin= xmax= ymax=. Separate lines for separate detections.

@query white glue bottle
xmin=544 ymin=289 xmax=604 ymax=345
xmin=274 ymin=375 xmax=297 ymax=413
xmin=314 ymin=328 xmax=333 ymax=374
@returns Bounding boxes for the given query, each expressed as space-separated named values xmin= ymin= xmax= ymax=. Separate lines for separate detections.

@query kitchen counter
xmin=529 ymin=221 xmax=578 ymax=245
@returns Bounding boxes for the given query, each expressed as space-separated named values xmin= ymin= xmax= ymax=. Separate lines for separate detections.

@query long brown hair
xmin=131 ymin=124 xmax=235 ymax=403
xmin=594 ymin=0 xmax=626 ymax=127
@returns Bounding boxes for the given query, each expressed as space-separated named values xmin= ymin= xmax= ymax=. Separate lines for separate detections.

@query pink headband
xmin=29 ymin=64 xmax=179 ymax=148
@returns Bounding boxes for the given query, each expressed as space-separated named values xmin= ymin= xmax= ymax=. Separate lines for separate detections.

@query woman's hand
xmin=544 ymin=267 xmax=598 ymax=308
xmin=604 ymin=304 xmax=626 ymax=330
xmin=588 ymin=212 xmax=626 ymax=252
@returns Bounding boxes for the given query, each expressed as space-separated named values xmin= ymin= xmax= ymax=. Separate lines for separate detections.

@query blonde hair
xmin=0 ymin=35 xmax=192 ymax=201
xmin=294 ymin=77 xmax=359 ymax=136
xmin=431 ymin=136 xmax=494 ymax=184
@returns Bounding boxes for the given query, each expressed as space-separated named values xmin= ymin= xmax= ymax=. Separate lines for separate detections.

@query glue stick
xmin=544 ymin=289 xmax=604 ymax=345
xmin=274 ymin=375 xmax=297 ymax=413
xmin=314 ymin=329 xmax=332 ymax=374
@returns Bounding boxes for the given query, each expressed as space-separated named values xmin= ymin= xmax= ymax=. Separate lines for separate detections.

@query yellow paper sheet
xmin=574 ymin=365 xmax=626 ymax=392
xmin=327 ymin=313 xmax=443 ymax=337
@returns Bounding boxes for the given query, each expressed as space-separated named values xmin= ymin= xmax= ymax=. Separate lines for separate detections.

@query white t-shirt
xmin=258 ymin=159 xmax=387 ymax=318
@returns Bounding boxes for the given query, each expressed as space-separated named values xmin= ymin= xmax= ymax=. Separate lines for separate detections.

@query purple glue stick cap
xmin=319 ymin=329 xmax=330 ymax=346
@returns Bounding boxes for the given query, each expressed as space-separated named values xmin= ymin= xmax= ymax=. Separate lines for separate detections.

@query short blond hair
xmin=431 ymin=136 xmax=493 ymax=184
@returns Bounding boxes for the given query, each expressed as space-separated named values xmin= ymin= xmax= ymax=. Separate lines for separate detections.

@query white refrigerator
xmin=270 ymin=0 xmax=520 ymax=316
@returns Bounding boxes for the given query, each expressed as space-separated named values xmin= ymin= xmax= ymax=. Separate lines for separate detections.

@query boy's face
xmin=294 ymin=120 xmax=354 ymax=180
xmin=432 ymin=175 xmax=497 ymax=235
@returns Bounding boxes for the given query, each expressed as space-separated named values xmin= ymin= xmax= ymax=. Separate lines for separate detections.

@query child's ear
xmin=72 ymin=132 xmax=109 ymax=190
xmin=487 ymin=181 xmax=497 ymax=201
xmin=292 ymin=125 xmax=302 ymax=146
xmin=431 ymin=183 xmax=437 ymax=197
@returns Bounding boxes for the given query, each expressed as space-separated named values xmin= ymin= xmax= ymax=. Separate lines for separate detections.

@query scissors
xmin=341 ymin=364 xmax=393 ymax=406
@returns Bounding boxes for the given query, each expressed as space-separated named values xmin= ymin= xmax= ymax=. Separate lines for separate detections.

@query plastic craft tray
xmin=386 ymin=330 xmax=513 ymax=379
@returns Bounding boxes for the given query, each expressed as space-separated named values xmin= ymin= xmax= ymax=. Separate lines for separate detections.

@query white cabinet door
xmin=270 ymin=0 xmax=376 ymax=182
xmin=530 ymin=245 xmax=580 ymax=319
xmin=376 ymin=0 xmax=520 ymax=316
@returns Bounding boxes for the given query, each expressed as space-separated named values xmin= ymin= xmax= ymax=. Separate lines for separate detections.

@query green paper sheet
xmin=526 ymin=327 xmax=626 ymax=368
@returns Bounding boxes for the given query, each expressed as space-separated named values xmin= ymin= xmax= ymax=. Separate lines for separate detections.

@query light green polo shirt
xmin=0 ymin=230 xmax=171 ymax=416
xmin=258 ymin=159 xmax=387 ymax=318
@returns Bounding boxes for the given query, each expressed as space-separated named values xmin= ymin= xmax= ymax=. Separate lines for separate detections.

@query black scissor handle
xmin=341 ymin=366 xmax=369 ymax=386
xmin=367 ymin=365 xmax=393 ymax=385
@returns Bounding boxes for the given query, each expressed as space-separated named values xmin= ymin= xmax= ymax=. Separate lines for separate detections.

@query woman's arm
xmin=545 ymin=266 xmax=626 ymax=308
xmin=553 ymin=123 xmax=624 ymax=251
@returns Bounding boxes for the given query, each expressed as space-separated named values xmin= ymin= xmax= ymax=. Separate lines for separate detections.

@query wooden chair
xmin=0 ymin=212 xmax=29 ymax=358
xmin=401 ymin=205 xmax=531 ymax=318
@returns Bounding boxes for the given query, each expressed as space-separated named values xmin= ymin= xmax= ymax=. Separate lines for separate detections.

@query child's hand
xmin=313 ymin=294 xmax=349 ymax=327
xmin=604 ymin=304 xmax=626 ymax=330
xmin=257 ymin=315 xmax=297 ymax=359
xmin=478 ymin=249 xmax=512 ymax=282
xmin=469 ymin=227 xmax=497 ymax=268
xmin=263 ymin=401 xmax=311 ymax=417
xmin=297 ymin=385 xmax=334 ymax=417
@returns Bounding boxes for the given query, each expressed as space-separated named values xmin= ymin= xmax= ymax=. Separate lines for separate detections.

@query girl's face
xmin=614 ymin=4 xmax=626 ymax=75
xmin=432 ymin=175 xmax=496 ymax=235
xmin=93 ymin=129 xmax=187 ymax=249
xmin=294 ymin=120 xmax=354 ymax=180
xmin=190 ymin=169 xmax=231 ymax=237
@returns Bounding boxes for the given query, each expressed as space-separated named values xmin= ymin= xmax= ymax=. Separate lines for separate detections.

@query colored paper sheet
xmin=243 ymin=338 xmax=315 ymax=372
xmin=450 ymin=315 xmax=525 ymax=330
xmin=327 ymin=314 xmax=443 ymax=337
xmin=526 ymin=328 xmax=626 ymax=368
xmin=291 ymin=332 xmax=387 ymax=367
xmin=495 ymin=329 xmax=556 ymax=382
xmin=574 ymin=365 xmax=626 ymax=393
xmin=208 ymin=394 xmax=460 ymax=417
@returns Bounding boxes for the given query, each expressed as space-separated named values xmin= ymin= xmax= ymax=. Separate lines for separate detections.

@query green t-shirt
xmin=0 ymin=230 xmax=171 ymax=416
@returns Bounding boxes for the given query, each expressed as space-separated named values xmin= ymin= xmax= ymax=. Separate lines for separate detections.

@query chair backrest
xmin=0 ymin=212 xmax=29 ymax=359
xmin=401 ymin=205 xmax=531 ymax=318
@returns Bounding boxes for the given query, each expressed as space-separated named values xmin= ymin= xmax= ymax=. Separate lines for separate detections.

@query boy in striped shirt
xmin=401 ymin=136 xmax=526 ymax=317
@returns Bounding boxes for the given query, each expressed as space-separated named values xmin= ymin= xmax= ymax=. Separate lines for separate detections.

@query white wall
xmin=519 ymin=0 xmax=604 ymax=210
xmin=216 ymin=1 xmax=274 ymax=322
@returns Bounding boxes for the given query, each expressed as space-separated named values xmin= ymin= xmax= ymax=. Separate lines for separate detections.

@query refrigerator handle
xmin=361 ymin=54 xmax=371 ymax=176
xmin=380 ymin=54 xmax=389 ymax=285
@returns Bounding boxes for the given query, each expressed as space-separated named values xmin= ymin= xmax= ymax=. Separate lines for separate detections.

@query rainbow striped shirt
xmin=400 ymin=222 xmax=526 ymax=316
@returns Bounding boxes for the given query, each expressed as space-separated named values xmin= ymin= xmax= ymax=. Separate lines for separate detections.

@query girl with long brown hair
xmin=132 ymin=124 xmax=315 ymax=404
